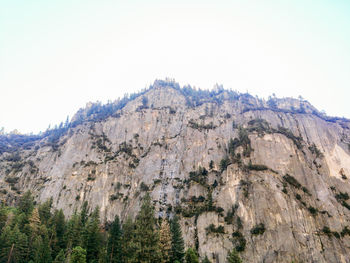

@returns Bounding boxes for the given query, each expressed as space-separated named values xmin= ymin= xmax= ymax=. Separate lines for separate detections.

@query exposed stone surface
xmin=1 ymin=81 xmax=350 ymax=262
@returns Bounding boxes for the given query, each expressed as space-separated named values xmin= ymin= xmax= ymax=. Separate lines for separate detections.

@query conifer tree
xmin=226 ymin=249 xmax=242 ymax=263
xmin=52 ymin=209 xmax=66 ymax=254
xmin=107 ymin=215 xmax=122 ymax=263
xmin=19 ymin=191 xmax=34 ymax=216
xmin=80 ymin=201 xmax=89 ymax=227
xmin=170 ymin=215 xmax=185 ymax=263
xmin=0 ymin=204 xmax=7 ymax=234
xmin=83 ymin=207 xmax=102 ymax=263
xmin=185 ymin=248 xmax=199 ymax=263
xmin=31 ymin=235 xmax=43 ymax=263
xmin=0 ymin=225 xmax=14 ymax=261
xmin=159 ymin=218 xmax=172 ymax=263
xmin=134 ymin=193 xmax=160 ymax=262
xmin=70 ymin=246 xmax=87 ymax=263
xmin=0 ymin=224 xmax=28 ymax=263
xmin=65 ymin=211 xmax=83 ymax=251
xmin=36 ymin=226 xmax=53 ymax=263
xmin=121 ymin=217 xmax=137 ymax=263
xmin=38 ymin=198 xmax=53 ymax=226
xmin=53 ymin=249 xmax=66 ymax=263
xmin=13 ymin=227 xmax=29 ymax=263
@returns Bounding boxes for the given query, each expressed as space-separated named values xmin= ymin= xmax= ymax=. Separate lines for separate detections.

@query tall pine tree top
xmin=171 ymin=215 xmax=185 ymax=263
xmin=134 ymin=193 xmax=160 ymax=263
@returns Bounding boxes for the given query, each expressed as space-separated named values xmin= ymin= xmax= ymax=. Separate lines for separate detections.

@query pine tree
xmin=19 ymin=191 xmax=34 ymax=215
xmin=70 ymin=246 xmax=87 ymax=263
xmin=52 ymin=209 xmax=66 ymax=253
xmin=13 ymin=228 xmax=29 ymax=263
xmin=0 ymin=204 xmax=7 ymax=234
xmin=38 ymin=198 xmax=53 ymax=226
xmin=36 ymin=226 xmax=53 ymax=263
xmin=83 ymin=207 xmax=102 ymax=263
xmin=159 ymin=218 xmax=172 ymax=263
xmin=65 ymin=211 xmax=83 ymax=251
xmin=134 ymin=193 xmax=160 ymax=262
xmin=31 ymin=235 xmax=43 ymax=263
xmin=121 ymin=217 xmax=137 ymax=263
xmin=0 ymin=224 xmax=28 ymax=263
xmin=0 ymin=225 xmax=13 ymax=261
xmin=53 ymin=249 xmax=66 ymax=263
xmin=107 ymin=215 xmax=122 ymax=263
xmin=185 ymin=248 xmax=199 ymax=263
xmin=170 ymin=216 xmax=185 ymax=263
xmin=226 ymin=249 xmax=242 ymax=263
xmin=80 ymin=201 xmax=89 ymax=227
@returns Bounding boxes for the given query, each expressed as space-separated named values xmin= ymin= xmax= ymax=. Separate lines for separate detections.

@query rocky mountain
xmin=1 ymin=79 xmax=350 ymax=262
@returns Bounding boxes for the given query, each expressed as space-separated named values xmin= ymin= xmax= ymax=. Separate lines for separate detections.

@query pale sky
xmin=1 ymin=0 xmax=350 ymax=134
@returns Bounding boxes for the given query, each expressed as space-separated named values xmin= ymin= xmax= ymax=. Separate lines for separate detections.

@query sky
xmin=1 ymin=0 xmax=350 ymax=134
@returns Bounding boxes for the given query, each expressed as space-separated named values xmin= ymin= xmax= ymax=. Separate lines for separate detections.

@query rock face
xmin=1 ymin=80 xmax=350 ymax=262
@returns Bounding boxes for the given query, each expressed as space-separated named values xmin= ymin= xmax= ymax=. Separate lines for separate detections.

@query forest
xmin=0 ymin=192 xmax=242 ymax=263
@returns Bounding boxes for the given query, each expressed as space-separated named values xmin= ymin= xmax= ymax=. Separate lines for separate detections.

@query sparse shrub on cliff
xmin=188 ymin=119 xmax=217 ymax=131
xmin=220 ymin=157 xmax=230 ymax=172
xmin=232 ymin=231 xmax=246 ymax=252
xmin=308 ymin=206 xmax=318 ymax=216
xmin=246 ymin=161 xmax=268 ymax=171
xmin=283 ymin=174 xmax=302 ymax=189
xmin=140 ymin=182 xmax=150 ymax=192
xmin=186 ymin=166 xmax=208 ymax=186
xmin=308 ymin=143 xmax=323 ymax=158
xmin=205 ymin=224 xmax=225 ymax=235
xmin=209 ymin=160 xmax=214 ymax=169
xmin=250 ymin=223 xmax=265 ymax=235
xmin=224 ymin=205 xmax=237 ymax=224
xmin=276 ymin=126 xmax=303 ymax=149
xmin=238 ymin=127 xmax=252 ymax=157
xmin=247 ymin=118 xmax=271 ymax=136
xmin=341 ymin=226 xmax=350 ymax=237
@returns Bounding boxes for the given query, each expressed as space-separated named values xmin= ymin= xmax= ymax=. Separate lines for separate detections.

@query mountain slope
xmin=1 ymin=80 xmax=350 ymax=262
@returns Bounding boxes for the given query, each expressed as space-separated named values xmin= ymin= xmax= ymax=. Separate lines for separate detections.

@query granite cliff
xmin=1 ymin=80 xmax=350 ymax=262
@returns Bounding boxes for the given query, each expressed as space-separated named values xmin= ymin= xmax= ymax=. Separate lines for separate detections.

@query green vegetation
xmin=219 ymin=157 xmax=230 ymax=172
xmin=283 ymin=174 xmax=302 ymax=189
xmin=224 ymin=205 xmax=237 ymax=224
xmin=250 ymin=223 xmax=266 ymax=235
xmin=321 ymin=226 xmax=340 ymax=239
xmin=140 ymin=182 xmax=150 ymax=192
xmin=341 ymin=226 xmax=350 ymax=237
xmin=335 ymin=192 xmax=349 ymax=201
xmin=276 ymin=126 xmax=303 ymax=149
xmin=185 ymin=248 xmax=199 ymax=263
xmin=171 ymin=216 xmax=185 ymax=263
xmin=205 ymin=224 xmax=225 ymax=235
xmin=188 ymin=120 xmax=216 ymax=131
xmin=245 ymin=161 xmax=268 ymax=171
xmin=0 ymin=191 xmax=189 ymax=263
xmin=247 ymin=118 xmax=272 ymax=136
xmin=240 ymin=180 xmax=250 ymax=198
xmin=238 ymin=127 xmax=252 ymax=157
xmin=186 ymin=167 xmax=208 ymax=186
xmin=308 ymin=143 xmax=323 ymax=158
xmin=334 ymin=191 xmax=350 ymax=210
xmin=226 ymin=248 xmax=242 ymax=263
xmin=232 ymin=231 xmax=246 ymax=252
xmin=307 ymin=206 xmax=318 ymax=216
